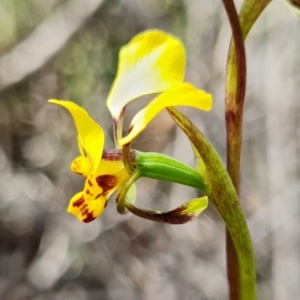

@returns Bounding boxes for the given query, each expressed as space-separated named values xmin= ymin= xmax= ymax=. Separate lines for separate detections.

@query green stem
xmin=225 ymin=1 xmax=274 ymax=186
xmin=223 ymin=1 xmax=273 ymax=299
xmin=225 ymin=0 xmax=274 ymax=179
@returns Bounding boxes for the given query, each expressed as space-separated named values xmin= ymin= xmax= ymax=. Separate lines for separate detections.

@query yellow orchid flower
xmin=106 ymin=29 xmax=213 ymax=147
xmin=49 ymin=29 xmax=213 ymax=224
xmin=49 ymin=100 xmax=131 ymax=223
xmin=49 ymin=99 xmax=207 ymax=223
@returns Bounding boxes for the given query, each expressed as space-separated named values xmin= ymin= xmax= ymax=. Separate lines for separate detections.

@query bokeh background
xmin=0 ymin=0 xmax=299 ymax=299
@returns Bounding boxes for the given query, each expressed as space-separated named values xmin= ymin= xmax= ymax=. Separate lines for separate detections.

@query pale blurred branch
xmin=0 ymin=0 xmax=105 ymax=91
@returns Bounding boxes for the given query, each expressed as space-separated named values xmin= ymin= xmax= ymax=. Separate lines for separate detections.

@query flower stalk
xmin=223 ymin=0 xmax=273 ymax=299
xmin=222 ymin=0 xmax=247 ymax=297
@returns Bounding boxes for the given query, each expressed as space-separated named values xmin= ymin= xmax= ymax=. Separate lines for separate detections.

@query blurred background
xmin=0 ymin=0 xmax=299 ymax=299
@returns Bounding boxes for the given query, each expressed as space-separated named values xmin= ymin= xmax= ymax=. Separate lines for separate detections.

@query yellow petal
xmin=98 ymin=158 xmax=126 ymax=175
xmin=83 ymin=169 xmax=131 ymax=212
xmin=119 ymin=83 xmax=213 ymax=145
xmin=99 ymin=149 xmax=134 ymax=174
xmin=67 ymin=151 xmax=132 ymax=223
xmin=68 ymin=191 xmax=107 ymax=223
xmin=107 ymin=29 xmax=186 ymax=119
xmin=49 ymin=100 xmax=104 ymax=171
xmin=70 ymin=156 xmax=92 ymax=177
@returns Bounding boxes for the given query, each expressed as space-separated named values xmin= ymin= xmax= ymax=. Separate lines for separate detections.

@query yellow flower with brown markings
xmin=49 ymin=100 xmax=131 ymax=223
xmin=50 ymin=29 xmax=213 ymax=223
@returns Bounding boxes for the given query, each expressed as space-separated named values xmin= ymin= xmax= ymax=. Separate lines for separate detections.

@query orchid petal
xmin=107 ymin=29 xmax=186 ymax=119
xmin=68 ymin=191 xmax=107 ymax=223
xmin=125 ymin=196 xmax=208 ymax=224
xmin=70 ymin=156 xmax=92 ymax=177
xmin=49 ymin=100 xmax=104 ymax=171
xmin=119 ymin=83 xmax=213 ymax=145
xmin=98 ymin=158 xmax=126 ymax=175
xmin=68 ymin=166 xmax=131 ymax=223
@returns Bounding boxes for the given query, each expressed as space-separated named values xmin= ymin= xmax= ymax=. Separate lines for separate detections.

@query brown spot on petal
xmin=80 ymin=205 xmax=95 ymax=223
xmin=85 ymin=189 xmax=93 ymax=196
xmin=82 ymin=207 xmax=95 ymax=223
xmin=96 ymin=175 xmax=118 ymax=193
xmin=87 ymin=179 xmax=93 ymax=187
xmin=72 ymin=196 xmax=96 ymax=223
xmin=73 ymin=197 xmax=84 ymax=208
xmin=95 ymin=193 xmax=101 ymax=199
xmin=104 ymin=200 xmax=108 ymax=208
xmin=83 ymin=213 xmax=95 ymax=223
